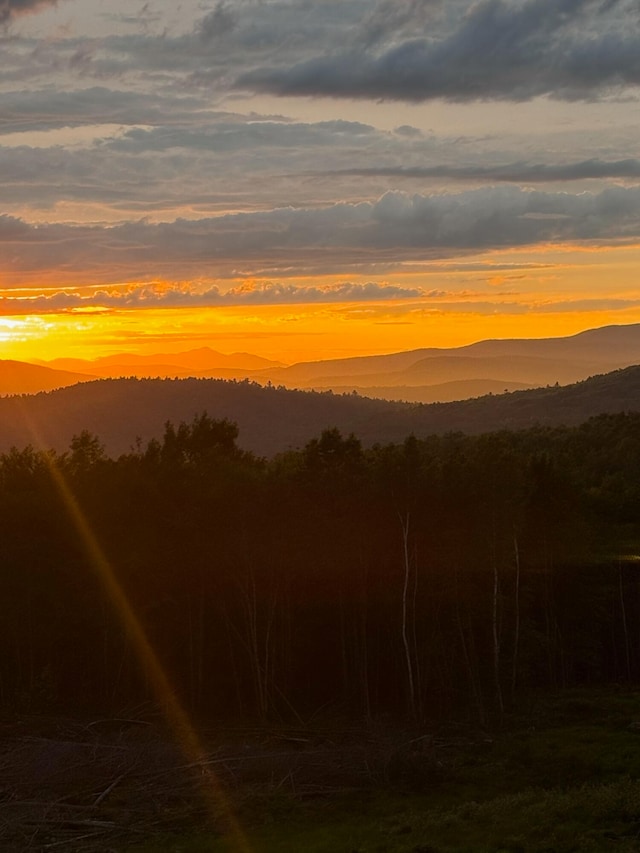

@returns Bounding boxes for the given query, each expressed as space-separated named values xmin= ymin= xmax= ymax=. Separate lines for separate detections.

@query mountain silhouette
xmin=19 ymin=322 xmax=640 ymax=404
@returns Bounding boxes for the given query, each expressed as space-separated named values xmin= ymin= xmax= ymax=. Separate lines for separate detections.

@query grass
xmin=126 ymin=689 xmax=640 ymax=853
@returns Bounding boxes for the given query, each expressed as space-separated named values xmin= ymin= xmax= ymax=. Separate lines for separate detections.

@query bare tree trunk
xmin=400 ymin=512 xmax=416 ymax=719
xmin=619 ymin=561 xmax=632 ymax=682
xmin=492 ymin=557 xmax=504 ymax=720
xmin=511 ymin=532 xmax=521 ymax=699
xmin=411 ymin=540 xmax=423 ymax=721
xmin=241 ymin=571 xmax=267 ymax=718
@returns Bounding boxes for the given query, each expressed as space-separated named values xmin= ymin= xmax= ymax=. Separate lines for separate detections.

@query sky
xmin=2 ymin=0 xmax=640 ymax=363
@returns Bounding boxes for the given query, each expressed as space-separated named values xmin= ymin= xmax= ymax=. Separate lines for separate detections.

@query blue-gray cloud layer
xmin=311 ymin=159 xmax=640 ymax=183
xmin=239 ymin=0 xmax=640 ymax=102
xmin=2 ymin=185 xmax=640 ymax=283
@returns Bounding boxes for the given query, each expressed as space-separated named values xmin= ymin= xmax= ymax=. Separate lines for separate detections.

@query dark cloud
xmin=197 ymin=3 xmax=237 ymax=41
xmin=237 ymin=0 xmax=640 ymax=102
xmin=2 ymin=185 xmax=640 ymax=285
xmin=0 ymin=0 xmax=58 ymax=25
xmin=315 ymin=158 xmax=640 ymax=183
xmin=360 ymin=0 xmax=442 ymax=47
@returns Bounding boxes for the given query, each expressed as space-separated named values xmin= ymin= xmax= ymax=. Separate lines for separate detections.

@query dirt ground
xmin=0 ymin=712 xmax=438 ymax=851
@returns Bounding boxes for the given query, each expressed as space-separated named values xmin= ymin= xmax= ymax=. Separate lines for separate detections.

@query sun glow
xmin=1 ymin=242 xmax=640 ymax=364
xmin=3 ymin=298 xmax=640 ymax=367
xmin=0 ymin=318 xmax=27 ymax=342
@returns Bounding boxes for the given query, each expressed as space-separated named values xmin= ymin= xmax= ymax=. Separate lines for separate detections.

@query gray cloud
xmin=13 ymin=289 xmax=636 ymax=319
xmin=314 ymin=159 xmax=640 ymax=183
xmin=0 ymin=0 xmax=58 ymax=25
xmin=0 ymin=87 xmax=211 ymax=134
xmin=2 ymin=185 xmax=640 ymax=284
xmin=0 ymin=280 xmax=428 ymax=313
xmin=238 ymin=0 xmax=640 ymax=102
xmin=197 ymin=2 xmax=237 ymax=42
xmin=0 ymin=116 xmax=384 ymax=217
xmin=107 ymin=119 xmax=376 ymax=153
xmin=0 ymin=1 xmax=369 ymax=91
xmin=6 ymin=0 xmax=637 ymax=106
xmin=360 ymin=0 xmax=443 ymax=47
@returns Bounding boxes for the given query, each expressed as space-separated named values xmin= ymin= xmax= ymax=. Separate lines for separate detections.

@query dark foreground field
xmin=4 ymin=690 xmax=640 ymax=852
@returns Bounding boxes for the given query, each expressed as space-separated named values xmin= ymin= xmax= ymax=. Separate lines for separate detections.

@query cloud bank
xmin=238 ymin=0 xmax=640 ymax=102
xmin=0 ymin=281 xmax=430 ymax=313
xmin=2 ymin=185 xmax=640 ymax=284
xmin=320 ymin=159 xmax=640 ymax=183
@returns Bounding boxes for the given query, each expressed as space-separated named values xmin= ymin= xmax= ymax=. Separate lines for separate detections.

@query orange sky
xmin=3 ymin=1 xmax=640 ymax=366
xmin=1 ymin=242 xmax=640 ymax=364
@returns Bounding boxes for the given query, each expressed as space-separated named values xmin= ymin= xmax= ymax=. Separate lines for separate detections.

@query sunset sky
xmin=2 ymin=0 xmax=640 ymax=363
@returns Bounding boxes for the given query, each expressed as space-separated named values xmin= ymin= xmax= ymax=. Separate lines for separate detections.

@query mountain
xmin=0 ymin=361 xmax=95 ymax=396
xmin=0 ymin=365 xmax=639 ymax=457
xmin=28 ymin=323 xmax=640 ymax=403
xmin=302 ymin=323 xmax=640 ymax=378
xmin=46 ymin=347 xmax=284 ymax=374
xmin=250 ymin=324 xmax=640 ymax=393
xmin=293 ymin=355 xmax=600 ymax=391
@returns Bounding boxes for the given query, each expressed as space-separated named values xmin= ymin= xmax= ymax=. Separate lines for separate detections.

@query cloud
xmin=212 ymin=281 xmax=427 ymax=305
xmin=237 ymin=0 xmax=640 ymax=102
xmin=0 ymin=280 xmax=429 ymax=313
xmin=0 ymin=0 xmax=58 ymax=25
xmin=4 ymin=280 xmax=640 ymax=319
xmin=197 ymin=2 xmax=237 ymax=42
xmin=0 ymin=87 xmax=211 ymax=135
xmin=359 ymin=0 xmax=443 ymax=47
xmin=107 ymin=119 xmax=376 ymax=154
xmin=3 ymin=184 xmax=640 ymax=285
xmin=313 ymin=159 xmax=640 ymax=183
xmin=0 ymin=113 xmax=385 ymax=219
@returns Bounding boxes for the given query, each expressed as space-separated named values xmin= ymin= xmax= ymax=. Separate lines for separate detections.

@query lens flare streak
xmin=12 ymin=397 xmax=252 ymax=852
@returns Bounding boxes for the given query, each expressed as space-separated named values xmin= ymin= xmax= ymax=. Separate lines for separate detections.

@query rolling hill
xmin=0 ymin=361 xmax=95 ymax=395
xmin=0 ymin=364 xmax=639 ymax=458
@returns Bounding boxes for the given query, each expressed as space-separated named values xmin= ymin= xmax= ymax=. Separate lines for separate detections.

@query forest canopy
xmin=2 ymin=412 xmax=640 ymax=724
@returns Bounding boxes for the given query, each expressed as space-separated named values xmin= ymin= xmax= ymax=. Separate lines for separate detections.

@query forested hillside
xmin=2 ymin=412 xmax=639 ymax=723
xmin=1 ymin=364 xmax=640 ymax=456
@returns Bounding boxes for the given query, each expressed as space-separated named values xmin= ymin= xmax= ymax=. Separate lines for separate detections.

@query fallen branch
xmin=93 ymin=773 xmax=127 ymax=807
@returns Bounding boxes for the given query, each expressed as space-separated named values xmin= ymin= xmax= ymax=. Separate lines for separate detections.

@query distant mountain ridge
xmin=1 ymin=364 xmax=640 ymax=457
xmin=12 ymin=322 xmax=640 ymax=404
xmin=45 ymin=347 xmax=285 ymax=373
xmin=253 ymin=324 xmax=640 ymax=393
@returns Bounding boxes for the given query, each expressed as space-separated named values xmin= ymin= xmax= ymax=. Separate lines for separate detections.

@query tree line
xmin=1 ymin=411 xmax=639 ymax=724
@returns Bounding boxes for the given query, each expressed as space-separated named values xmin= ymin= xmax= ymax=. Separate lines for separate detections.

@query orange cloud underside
xmin=1 ymin=243 xmax=639 ymax=363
